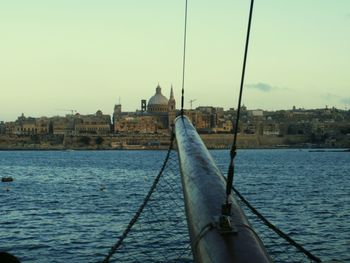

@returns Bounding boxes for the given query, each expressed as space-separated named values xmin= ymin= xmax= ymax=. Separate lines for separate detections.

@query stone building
xmin=113 ymin=84 xmax=177 ymax=134
xmin=0 ymin=121 xmax=5 ymax=134
xmin=35 ymin=117 xmax=50 ymax=134
xmin=115 ymin=116 xmax=158 ymax=133
xmin=4 ymin=122 xmax=17 ymax=135
xmin=74 ymin=110 xmax=111 ymax=135
xmin=51 ymin=116 xmax=75 ymax=135
xmin=184 ymin=107 xmax=230 ymax=133
xmin=4 ymin=114 xmax=52 ymax=135
xmin=262 ymin=122 xmax=280 ymax=135
xmin=16 ymin=114 xmax=36 ymax=135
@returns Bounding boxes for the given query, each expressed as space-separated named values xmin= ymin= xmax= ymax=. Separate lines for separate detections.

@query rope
xmin=102 ymin=134 xmax=175 ymax=263
xmin=232 ymin=186 xmax=322 ymax=263
xmin=192 ymin=223 xmax=214 ymax=250
xmin=180 ymin=0 xmax=188 ymax=116
xmin=221 ymin=2 xmax=321 ymax=261
xmin=226 ymin=0 xmax=255 ymax=199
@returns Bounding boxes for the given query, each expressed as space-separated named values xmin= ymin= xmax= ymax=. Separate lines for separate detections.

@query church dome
xmin=147 ymin=85 xmax=169 ymax=113
xmin=148 ymin=85 xmax=169 ymax=106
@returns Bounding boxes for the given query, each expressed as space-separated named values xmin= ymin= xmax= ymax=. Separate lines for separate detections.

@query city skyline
xmin=2 ymin=99 xmax=348 ymax=123
xmin=1 ymin=0 xmax=349 ymax=122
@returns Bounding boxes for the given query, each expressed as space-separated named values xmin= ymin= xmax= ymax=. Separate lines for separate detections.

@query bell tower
xmin=141 ymin=100 xmax=147 ymax=112
xmin=168 ymin=85 xmax=176 ymax=130
xmin=113 ymin=103 xmax=122 ymax=133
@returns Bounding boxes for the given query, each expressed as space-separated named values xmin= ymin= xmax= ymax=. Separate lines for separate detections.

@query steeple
xmin=168 ymin=85 xmax=176 ymax=111
xmin=170 ymin=85 xmax=174 ymax=100
xmin=167 ymin=84 xmax=176 ymax=130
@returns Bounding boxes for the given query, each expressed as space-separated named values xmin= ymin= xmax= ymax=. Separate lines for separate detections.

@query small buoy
xmin=1 ymin=177 xmax=14 ymax=183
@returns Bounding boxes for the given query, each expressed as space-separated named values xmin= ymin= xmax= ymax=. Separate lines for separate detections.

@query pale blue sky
xmin=1 ymin=0 xmax=349 ymax=121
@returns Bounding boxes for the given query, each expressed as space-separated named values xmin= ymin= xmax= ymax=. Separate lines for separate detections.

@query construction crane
xmin=188 ymin=99 xmax=197 ymax=110
xmin=56 ymin=109 xmax=77 ymax=115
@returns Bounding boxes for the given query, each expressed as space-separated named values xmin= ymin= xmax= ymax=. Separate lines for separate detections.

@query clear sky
xmin=1 ymin=0 xmax=349 ymax=121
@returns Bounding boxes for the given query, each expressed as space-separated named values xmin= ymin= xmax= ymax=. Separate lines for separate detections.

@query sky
xmin=1 ymin=0 xmax=349 ymax=121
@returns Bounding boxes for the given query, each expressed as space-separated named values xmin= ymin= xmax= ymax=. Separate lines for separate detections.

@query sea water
xmin=0 ymin=149 xmax=349 ymax=262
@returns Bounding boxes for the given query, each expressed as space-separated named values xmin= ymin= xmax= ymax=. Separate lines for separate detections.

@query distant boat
xmin=1 ymin=177 xmax=14 ymax=182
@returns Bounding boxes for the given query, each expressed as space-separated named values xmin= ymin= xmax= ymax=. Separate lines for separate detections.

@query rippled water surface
xmin=1 ymin=149 xmax=349 ymax=262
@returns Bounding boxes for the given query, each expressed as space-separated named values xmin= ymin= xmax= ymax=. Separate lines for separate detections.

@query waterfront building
xmin=74 ymin=110 xmax=111 ymax=135
xmin=49 ymin=111 xmax=112 ymax=135
xmin=184 ymin=106 xmax=232 ymax=133
xmin=51 ymin=116 xmax=75 ymax=135
xmin=0 ymin=121 xmax=5 ymax=134
xmin=115 ymin=116 xmax=158 ymax=133
xmin=35 ymin=117 xmax=50 ymax=135
xmin=17 ymin=114 xmax=36 ymax=135
xmin=262 ymin=122 xmax=280 ymax=136
xmin=4 ymin=122 xmax=16 ymax=135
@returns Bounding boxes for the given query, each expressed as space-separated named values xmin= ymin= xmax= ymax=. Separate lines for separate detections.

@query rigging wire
xmin=221 ymin=2 xmax=322 ymax=260
xmin=102 ymin=2 xmax=189 ymax=261
xmin=102 ymin=135 xmax=175 ymax=263
xmin=225 ymin=0 xmax=255 ymax=200
xmin=180 ymin=0 xmax=188 ymax=116
xmin=232 ymin=186 xmax=322 ymax=263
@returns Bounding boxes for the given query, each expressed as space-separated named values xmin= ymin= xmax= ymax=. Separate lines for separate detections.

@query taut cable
xmin=180 ymin=0 xmax=188 ymax=116
xmin=225 ymin=0 xmax=255 ymax=201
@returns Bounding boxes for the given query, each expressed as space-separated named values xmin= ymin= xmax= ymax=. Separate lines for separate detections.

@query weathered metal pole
xmin=175 ymin=115 xmax=272 ymax=263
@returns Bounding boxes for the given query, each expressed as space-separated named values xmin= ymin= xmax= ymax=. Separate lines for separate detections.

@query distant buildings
xmin=1 ymin=111 xmax=111 ymax=136
xmin=0 ymin=84 xmax=349 ymax=148
xmin=74 ymin=110 xmax=111 ymax=135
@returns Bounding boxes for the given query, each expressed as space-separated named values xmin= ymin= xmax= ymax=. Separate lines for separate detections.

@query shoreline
xmin=0 ymin=133 xmax=349 ymax=151
xmin=0 ymin=146 xmax=349 ymax=151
